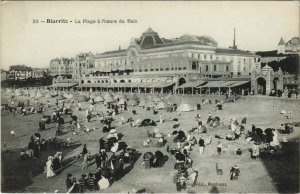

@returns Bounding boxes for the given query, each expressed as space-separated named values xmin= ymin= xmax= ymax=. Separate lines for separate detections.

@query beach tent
xmin=177 ymin=102 xmax=194 ymax=112
xmin=138 ymin=99 xmax=147 ymax=107
xmin=118 ymin=93 xmax=127 ymax=99
xmin=74 ymin=95 xmax=88 ymax=102
xmin=104 ymin=93 xmax=113 ymax=100
xmin=45 ymin=93 xmax=51 ymax=99
xmin=155 ymin=101 xmax=167 ymax=110
xmin=104 ymin=95 xmax=114 ymax=103
xmin=30 ymin=91 xmax=37 ymax=98
xmin=15 ymin=89 xmax=23 ymax=96
xmin=118 ymin=98 xmax=127 ymax=105
xmin=54 ymin=95 xmax=66 ymax=101
xmin=153 ymin=97 xmax=163 ymax=103
xmin=6 ymin=88 xmax=13 ymax=94
xmin=129 ymin=94 xmax=139 ymax=101
xmin=146 ymin=100 xmax=156 ymax=108
xmin=90 ymin=93 xmax=97 ymax=99
xmin=95 ymin=95 xmax=104 ymax=102
xmin=36 ymin=92 xmax=44 ymax=98
xmin=128 ymin=99 xmax=138 ymax=106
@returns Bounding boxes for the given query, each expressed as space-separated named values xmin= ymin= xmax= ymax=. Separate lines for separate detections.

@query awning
xmin=217 ymin=81 xmax=240 ymax=87
xmin=177 ymin=80 xmax=207 ymax=89
xmin=196 ymin=81 xmax=227 ymax=88
xmin=229 ymin=81 xmax=250 ymax=87
xmin=77 ymin=82 xmax=175 ymax=88
xmin=52 ymin=83 xmax=78 ymax=87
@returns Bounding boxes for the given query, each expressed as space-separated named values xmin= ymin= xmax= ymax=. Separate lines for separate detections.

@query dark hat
xmin=67 ymin=173 xmax=72 ymax=177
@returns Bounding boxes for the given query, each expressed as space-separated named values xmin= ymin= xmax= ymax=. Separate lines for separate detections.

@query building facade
xmin=277 ymin=37 xmax=300 ymax=54
xmin=79 ymin=28 xmax=260 ymax=88
xmin=72 ymin=52 xmax=95 ymax=79
xmin=32 ymin=67 xmax=49 ymax=78
xmin=49 ymin=58 xmax=74 ymax=77
xmin=8 ymin=65 xmax=33 ymax=80
xmin=53 ymin=28 xmax=271 ymax=94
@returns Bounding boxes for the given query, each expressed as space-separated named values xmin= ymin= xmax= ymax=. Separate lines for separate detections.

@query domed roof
xmin=140 ymin=28 xmax=165 ymax=48
xmin=179 ymin=34 xmax=218 ymax=46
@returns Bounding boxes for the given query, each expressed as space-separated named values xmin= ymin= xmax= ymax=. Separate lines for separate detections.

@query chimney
xmin=233 ymin=28 xmax=237 ymax=49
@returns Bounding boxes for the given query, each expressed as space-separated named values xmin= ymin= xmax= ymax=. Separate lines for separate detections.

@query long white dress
xmin=46 ymin=160 xmax=56 ymax=178
xmin=272 ymin=130 xmax=279 ymax=146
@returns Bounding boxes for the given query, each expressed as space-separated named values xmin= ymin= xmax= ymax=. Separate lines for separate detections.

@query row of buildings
xmin=1 ymin=65 xmax=49 ymax=81
xmin=2 ymin=28 xmax=299 ymax=95
xmin=50 ymin=28 xmax=297 ymax=95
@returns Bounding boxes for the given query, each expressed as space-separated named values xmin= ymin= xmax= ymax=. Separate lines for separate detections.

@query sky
xmin=0 ymin=1 xmax=299 ymax=70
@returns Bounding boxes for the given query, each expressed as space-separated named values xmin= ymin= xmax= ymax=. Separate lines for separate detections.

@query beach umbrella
xmin=155 ymin=101 xmax=167 ymax=110
xmin=138 ymin=99 xmax=147 ymax=107
xmin=30 ymin=91 xmax=37 ymax=98
xmin=130 ymin=94 xmax=139 ymax=101
xmin=95 ymin=95 xmax=104 ymax=102
xmin=45 ymin=93 xmax=51 ymax=99
xmin=54 ymin=95 xmax=66 ymax=101
xmin=74 ymin=95 xmax=88 ymax=102
xmin=127 ymin=99 xmax=138 ymax=106
xmin=177 ymin=102 xmax=194 ymax=112
xmin=66 ymin=94 xmax=74 ymax=99
xmin=118 ymin=93 xmax=127 ymax=100
xmin=15 ymin=89 xmax=23 ymax=96
xmin=146 ymin=100 xmax=156 ymax=108
xmin=153 ymin=97 xmax=162 ymax=103
xmin=90 ymin=93 xmax=97 ymax=99
xmin=118 ymin=98 xmax=127 ymax=105
xmin=36 ymin=92 xmax=44 ymax=98
xmin=98 ymin=177 xmax=110 ymax=190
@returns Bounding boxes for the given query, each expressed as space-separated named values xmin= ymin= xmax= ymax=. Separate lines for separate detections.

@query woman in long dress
xmin=46 ymin=156 xmax=56 ymax=178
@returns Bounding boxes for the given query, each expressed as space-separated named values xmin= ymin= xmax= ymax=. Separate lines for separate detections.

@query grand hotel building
xmin=53 ymin=28 xmax=281 ymax=94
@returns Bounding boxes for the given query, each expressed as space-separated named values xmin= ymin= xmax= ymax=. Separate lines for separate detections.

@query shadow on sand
xmin=259 ymin=137 xmax=299 ymax=193
xmin=1 ymin=143 xmax=82 ymax=192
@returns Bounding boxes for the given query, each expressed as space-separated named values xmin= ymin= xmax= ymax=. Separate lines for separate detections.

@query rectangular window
xmin=214 ymin=65 xmax=217 ymax=71
xmin=192 ymin=62 xmax=197 ymax=70
xmin=139 ymin=69 xmax=142 ymax=72
xmin=145 ymin=69 xmax=148 ymax=72
xmin=226 ymin=66 xmax=229 ymax=72
xmin=206 ymin=65 xmax=209 ymax=71
xmin=171 ymin=68 xmax=174 ymax=70
xmin=155 ymin=68 xmax=159 ymax=71
xmin=165 ymin=68 xmax=169 ymax=71
xmin=183 ymin=67 xmax=187 ymax=70
xmin=178 ymin=67 xmax=182 ymax=70
xmin=160 ymin=68 xmax=163 ymax=71
xmin=150 ymin=69 xmax=154 ymax=71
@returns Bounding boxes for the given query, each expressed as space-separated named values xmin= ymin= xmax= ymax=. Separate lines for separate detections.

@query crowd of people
xmin=1 ymin=87 xmax=297 ymax=193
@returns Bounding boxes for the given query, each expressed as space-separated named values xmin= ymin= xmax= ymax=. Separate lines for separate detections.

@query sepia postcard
xmin=0 ymin=1 xmax=299 ymax=193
